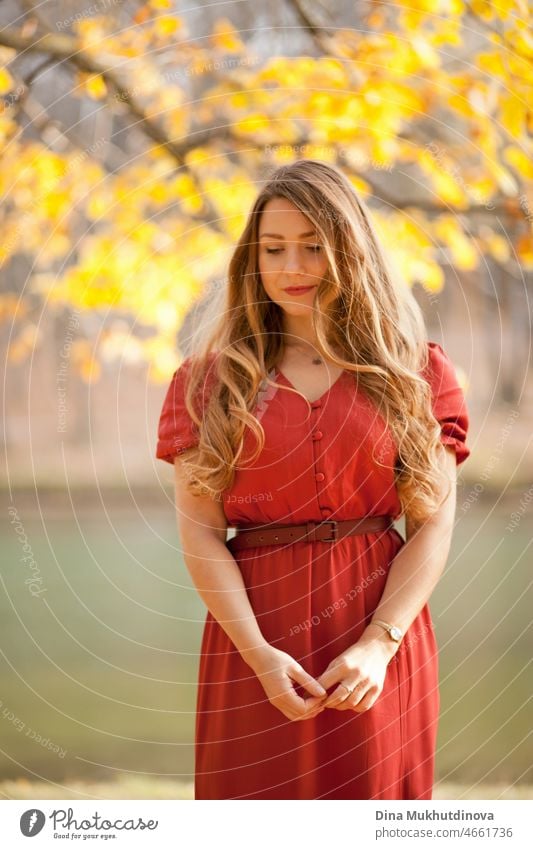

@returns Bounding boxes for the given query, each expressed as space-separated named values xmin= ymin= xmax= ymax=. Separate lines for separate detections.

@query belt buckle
xmin=317 ymin=519 xmax=338 ymax=542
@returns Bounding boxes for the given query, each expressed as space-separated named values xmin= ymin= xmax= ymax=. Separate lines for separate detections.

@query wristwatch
xmin=371 ymin=619 xmax=403 ymax=642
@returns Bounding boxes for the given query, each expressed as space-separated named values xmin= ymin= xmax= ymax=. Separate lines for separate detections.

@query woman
xmin=156 ymin=159 xmax=470 ymax=800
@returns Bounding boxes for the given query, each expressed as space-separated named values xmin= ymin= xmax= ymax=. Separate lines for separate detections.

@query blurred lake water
xmin=1 ymin=487 xmax=531 ymax=791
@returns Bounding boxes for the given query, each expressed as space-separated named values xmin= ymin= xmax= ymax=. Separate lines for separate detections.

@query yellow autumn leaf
xmin=476 ymin=51 xmax=507 ymax=79
xmin=229 ymin=92 xmax=249 ymax=109
xmin=85 ymin=74 xmax=107 ymax=100
xmin=442 ymin=0 xmax=464 ymax=19
xmin=415 ymin=259 xmax=445 ymax=293
xmin=73 ymin=19 xmax=107 ymax=50
xmin=42 ymin=189 xmax=72 ymax=220
xmin=398 ymin=10 xmax=425 ymax=31
xmin=516 ymin=233 xmax=533 ymax=268
xmin=348 ymin=176 xmax=371 ymax=196
xmin=154 ymin=16 xmax=181 ymax=37
xmin=147 ymin=183 xmax=169 ymax=204
xmin=185 ymin=146 xmax=216 ymax=167
xmin=424 ymin=264 xmax=445 ymax=293
xmin=0 ymin=67 xmax=14 ymax=94
xmin=169 ymin=173 xmax=203 ymax=214
xmin=500 ymin=94 xmax=526 ymax=138
xmin=435 ymin=217 xmax=479 ymax=270
xmin=149 ymin=0 xmax=173 ymax=9
xmin=210 ymin=18 xmax=244 ymax=53
xmin=484 ymin=232 xmax=510 ymax=263
xmin=86 ymin=192 xmax=114 ymax=221
xmin=430 ymin=24 xmax=461 ymax=47
xmin=410 ymin=35 xmax=441 ymax=69
xmin=503 ymin=145 xmax=533 ymax=178
xmin=447 ymin=93 xmax=475 ymax=118
xmin=468 ymin=175 xmax=496 ymax=205
xmin=234 ymin=113 xmax=270 ymax=134
xmin=470 ymin=0 xmax=495 ymax=20
xmin=432 ymin=169 xmax=468 ymax=207
xmin=450 ymin=239 xmax=478 ymax=270
xmin=369 ymin=136 xmax=399 ymax=170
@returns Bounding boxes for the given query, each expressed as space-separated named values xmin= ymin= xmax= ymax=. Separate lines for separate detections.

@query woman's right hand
xmin=245 ymin=644 xmax=328 ymax=721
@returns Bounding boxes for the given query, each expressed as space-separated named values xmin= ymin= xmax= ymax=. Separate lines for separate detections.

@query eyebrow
xmin=259 ymin=231 xmax=317 ymax=239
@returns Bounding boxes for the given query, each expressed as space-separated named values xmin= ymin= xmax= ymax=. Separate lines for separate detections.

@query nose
xmin=283 ymin=244 xmax=307 ymax=273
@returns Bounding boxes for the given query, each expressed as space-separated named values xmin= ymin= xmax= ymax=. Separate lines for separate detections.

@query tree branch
xmin=0 ymin=25 xmax=229 ymax=233
xmin=0 ymin=25 xmax=523 ymax=220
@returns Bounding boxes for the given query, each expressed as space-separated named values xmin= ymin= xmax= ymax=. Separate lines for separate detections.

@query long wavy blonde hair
xmin=180 ymin=158 xmax=450 ymax=523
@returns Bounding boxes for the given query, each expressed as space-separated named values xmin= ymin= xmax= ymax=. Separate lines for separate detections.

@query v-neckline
xmin=275 ymin=367 xmax=347 ymax=405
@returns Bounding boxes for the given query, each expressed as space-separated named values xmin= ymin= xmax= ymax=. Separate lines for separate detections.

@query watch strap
xmin=371 ymin=619 xmax=402 ymax=640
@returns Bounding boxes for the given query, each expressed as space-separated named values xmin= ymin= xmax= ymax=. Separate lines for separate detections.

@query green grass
xmin=1 ymin=496 xmax=531 ymax=789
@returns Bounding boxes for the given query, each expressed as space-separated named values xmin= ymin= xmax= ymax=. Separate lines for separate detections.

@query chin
xmin=279 ymin=302 xmax=314 ymax=315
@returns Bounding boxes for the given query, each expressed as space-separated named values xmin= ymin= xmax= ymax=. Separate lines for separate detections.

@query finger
xmin=322 ymin=684 xmax=354 ymax=709
xmin=334 ymin=688 xmax=370 ymax=711
xmin=295 ymin=699 xmax=327 ymax=721
xmin=304 ymin=694 xmax=328 ymax=712
xmin=290 ymin=665 xmax=327 ymax=698
xmin=330 ymin=698 xmax=351 ymax=711
xmin=351 ymin=691 xmax=374 ymax=713
xmin=303 ymin=694 xmax=327 ymax=707
xmin=271 ymin=697 xmax=302 ymax=722
xmin=292 ymin=691 xmax=329 ymax=721
xmin=315 ymin=665 xmax=344 ymax=693
xmin=276 ymin=685 xmax=311 ymax=717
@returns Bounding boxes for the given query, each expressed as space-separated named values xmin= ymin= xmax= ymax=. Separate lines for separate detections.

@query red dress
xmin=156 ymin=341 xmax=470 ymax=800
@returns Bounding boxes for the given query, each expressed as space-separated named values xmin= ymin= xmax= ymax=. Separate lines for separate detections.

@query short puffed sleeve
xmin=421 ymin=341 xmax=471 ymax=465
xmin=155 ymin=354 xmax=216 ymax=465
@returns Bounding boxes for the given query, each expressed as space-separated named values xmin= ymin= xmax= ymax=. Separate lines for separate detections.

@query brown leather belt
xmin=226 ymin=514 xmax=393 ymax=551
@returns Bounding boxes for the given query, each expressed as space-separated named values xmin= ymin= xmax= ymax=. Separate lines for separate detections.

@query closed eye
xmin=265 ymin=246 xmax=321 ymax=254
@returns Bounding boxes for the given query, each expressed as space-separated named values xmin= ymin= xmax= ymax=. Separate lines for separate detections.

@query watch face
xmin=390 ymin=626 xmax=402 ymax=641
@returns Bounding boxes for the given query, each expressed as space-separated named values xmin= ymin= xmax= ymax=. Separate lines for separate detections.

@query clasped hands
xmin=249 ymin=637 xmax=393 ymax=722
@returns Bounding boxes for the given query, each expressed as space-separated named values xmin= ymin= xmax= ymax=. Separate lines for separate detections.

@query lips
xmin=284 ymin=286 xmax=315 ymax=295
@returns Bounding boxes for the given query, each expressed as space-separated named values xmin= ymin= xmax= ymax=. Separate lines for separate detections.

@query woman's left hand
xmin=315 ymin=640 xmax=391 ymax=712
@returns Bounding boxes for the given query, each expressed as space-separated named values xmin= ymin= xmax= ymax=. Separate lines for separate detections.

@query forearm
xmin=181 ymin=532 xmax=269 ymax=668
xmin=358 ymin=446 xmax=458 ymax=661
xmin=358 ymin=517 xmax=455 ymax=661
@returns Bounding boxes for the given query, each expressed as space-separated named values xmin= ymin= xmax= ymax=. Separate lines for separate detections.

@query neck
xmin=281 ymin=315 xmax=318 ymax=349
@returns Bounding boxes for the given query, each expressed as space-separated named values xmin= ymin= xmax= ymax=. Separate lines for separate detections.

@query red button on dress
xmin=156 ymin=342 xmax=471 ymax=800
xmin=315 ymin=472 xmax=325 ymax=482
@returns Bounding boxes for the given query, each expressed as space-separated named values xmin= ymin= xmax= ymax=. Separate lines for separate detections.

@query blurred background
xmin=1 ymin=0 xmax=532 ymax=799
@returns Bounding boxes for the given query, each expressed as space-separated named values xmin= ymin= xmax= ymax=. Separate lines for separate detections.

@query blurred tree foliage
xmin=0 ymin=0 xmax=531 ymax=379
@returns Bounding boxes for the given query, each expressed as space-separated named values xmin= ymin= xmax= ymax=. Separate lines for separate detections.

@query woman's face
xmin=257 ymin=197 xmax=329 ymax=315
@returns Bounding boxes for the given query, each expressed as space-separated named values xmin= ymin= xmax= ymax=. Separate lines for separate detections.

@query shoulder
xmin=420 ymin=340 xmax=464 ymax=391
xmin=170 ymin=350 xmax=219 ymax=388
xmin=156 ymin=352 xmax=219 ymax=464
xmin=160 ymin=351 xmax=220 ymax=418
xmin=420 ymin=340 xmax=470 ymax=425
